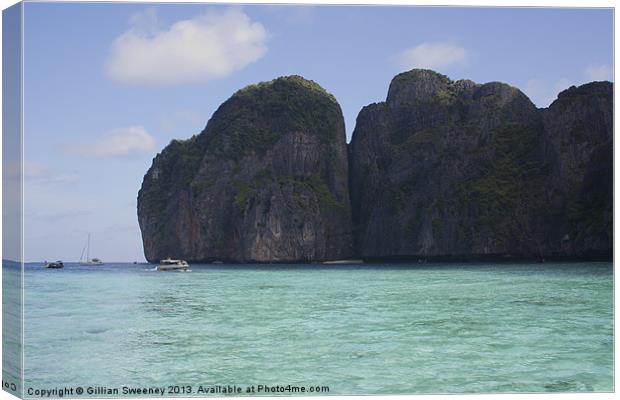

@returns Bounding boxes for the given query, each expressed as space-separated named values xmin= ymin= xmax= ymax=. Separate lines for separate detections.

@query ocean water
xmin=6 ymin=262 xmax=614 ymax=396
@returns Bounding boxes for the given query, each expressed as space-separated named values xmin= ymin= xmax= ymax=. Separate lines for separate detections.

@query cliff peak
xmin=387 ymin=69 xmax=452 ymax=105
xmin=551 ymin=81 xmax=613 ymax=107
xmin=233 ymin=75 xmax=338 ymax=104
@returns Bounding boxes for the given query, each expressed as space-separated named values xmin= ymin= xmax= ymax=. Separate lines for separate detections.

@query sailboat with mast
xmin=79 ymin=233 xmax=104 ymax=266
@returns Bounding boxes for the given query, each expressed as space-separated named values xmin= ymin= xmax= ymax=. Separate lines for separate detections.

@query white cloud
xmin=584 ymin=64 xmax=612 ymax=81
xmin=394 ymin=42 xmax=467 ymax=70
xmin=67 ymin=126 xmax=156 ymax=158
xmin=106 ymin=8 xmax=268 ymax=85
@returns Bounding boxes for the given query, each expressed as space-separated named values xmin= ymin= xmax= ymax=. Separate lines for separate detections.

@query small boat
xmin=83 ymin=257 xmax=104 ymax=266
xmin=157 ymin=258 xmax=190 ymax=272
xmin=322 ymin=259 xmax=364 ymax=265
xmin=44 ymin=260 xmax=64 ymax=269
xmin=79 ymin=233 xmax=104 ymax=266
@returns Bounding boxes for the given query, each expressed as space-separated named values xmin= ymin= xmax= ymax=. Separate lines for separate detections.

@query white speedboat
xmin=157 ymin=258 xmax=190 ymax=272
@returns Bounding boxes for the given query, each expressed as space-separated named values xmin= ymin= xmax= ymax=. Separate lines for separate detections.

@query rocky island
xmin=138 ymin=76 xmax=353 ymax=263
xmin=350 ymin=70 xmax=612 ymax=261
xmin=138 ymin=70 xmax=612 ymax=263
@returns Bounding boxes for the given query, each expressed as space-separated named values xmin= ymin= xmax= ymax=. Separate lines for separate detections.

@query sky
xmin=16 ymin=2 xmax=613 ymax=262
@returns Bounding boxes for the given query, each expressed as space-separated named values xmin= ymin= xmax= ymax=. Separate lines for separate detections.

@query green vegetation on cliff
xmin=203 ymin=76 xmax=343 ymax=161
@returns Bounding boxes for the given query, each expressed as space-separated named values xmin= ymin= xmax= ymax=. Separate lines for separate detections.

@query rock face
xmin=138 ymin=76 xmax=352 ymax=263
xmin=542 ymin=82 xmax=613 ymax=258
xmin=349 ymin=69 xmax=612 ymax=260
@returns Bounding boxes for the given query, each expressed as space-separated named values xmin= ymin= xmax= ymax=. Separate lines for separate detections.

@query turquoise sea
xmin=3 ymin=262 xmax=614 ymax=396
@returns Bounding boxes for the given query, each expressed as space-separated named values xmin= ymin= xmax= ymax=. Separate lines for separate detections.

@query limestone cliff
xmin=349 ymin=69 xmax=612 ymax=260
xmin=542 ymin=82 xmax=613 ymax=258
xmin=138 ymin=76 xmax=352 ymax=263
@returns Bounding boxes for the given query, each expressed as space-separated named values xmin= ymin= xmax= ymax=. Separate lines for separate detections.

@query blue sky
xmin=20 ymin=3 xmax=613 ymax=262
